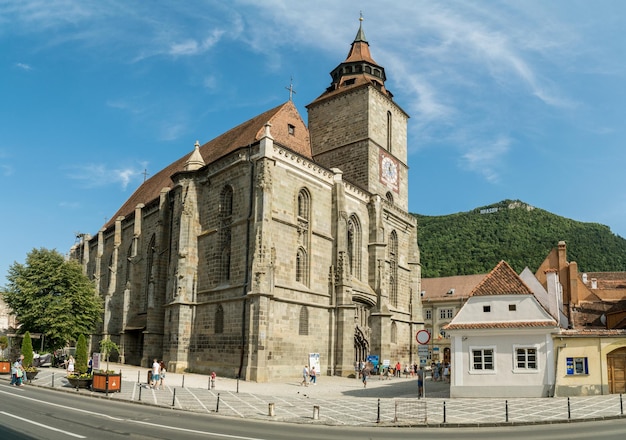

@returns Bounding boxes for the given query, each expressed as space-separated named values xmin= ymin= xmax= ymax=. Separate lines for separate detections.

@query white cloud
xmin=59 ymin=201 xmax=80 ymax=209
xmin=0 ymin=164 xmax=13 ymax=176
xmin=159 ymin=122 xmax=187 ymax=142
xmin=168 ymin=29 xmax=225 ymax=57
xmin=66 ymin=163 xmax=143 ymax=190
xmin=202 ymin=75 xmax=218 ymax=91
xmin=15 ymin=62 xmax=32 ymax=71
xmin=461 ymin=136 xmax=511 ymax=183
xmin=105 ymin=98 xmax=145 ymax=115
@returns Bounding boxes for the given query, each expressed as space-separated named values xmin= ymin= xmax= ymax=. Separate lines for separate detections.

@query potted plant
xmin=66 ymin=372 xmax=94 ymax=389
xmin=92 ymin=338 xmax=122 ymax=393
xmin=21 ymin=331 xmax=38 ymax=381
xmin=67 ymin=334 xmax=92 ymax=389
xmin=0 ymin=335 xmax=10 ymax=374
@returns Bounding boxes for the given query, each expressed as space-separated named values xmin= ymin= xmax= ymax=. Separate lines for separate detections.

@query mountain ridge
xmin=413 ymin=199 xmax=626 ymax=278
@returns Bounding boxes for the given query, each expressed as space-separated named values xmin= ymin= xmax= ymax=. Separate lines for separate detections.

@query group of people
xmin=430 ymin=361 xmax=451 ymax=383
xmin=300 ymin=365 xmax=317 ymax=386
xmin=150 ymin=359 xmax=167 ymax=389
xmin=10 ymin=354 xmax=26 ymax=386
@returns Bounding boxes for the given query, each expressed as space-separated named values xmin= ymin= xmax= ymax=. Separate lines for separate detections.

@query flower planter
xmin=25 ymin=370 xmax=39 ymax=381
xmin=92 ymin=372 xmax=122 ymax=393
xmin=0 ymin=360 xmax=10 ymax=374
xmin=67 ymin=377 xmax=93 ymax=389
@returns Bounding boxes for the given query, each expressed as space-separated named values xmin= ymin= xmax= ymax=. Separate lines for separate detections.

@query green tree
xmin=21 ymin=331 xmax=34 ymax=368
xmin=75 ymin=334 xmax=88 ymax=374
xmin=0 ymin=335 xmax=8 ymax=360
xmin=2 ymin=248 xmax=103 ymax=350
xmin=100 ymin=338 xmax=119 ymax=372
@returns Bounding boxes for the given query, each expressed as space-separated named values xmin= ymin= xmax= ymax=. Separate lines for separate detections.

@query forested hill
xmin=413 ymin=200 xmax=626 ymax=278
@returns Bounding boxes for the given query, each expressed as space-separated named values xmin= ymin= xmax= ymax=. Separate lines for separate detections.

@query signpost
xmin=416 ymin=330 xmax=431 ymax=366
xmin=416 ymin=330 xmax=431 ymax=345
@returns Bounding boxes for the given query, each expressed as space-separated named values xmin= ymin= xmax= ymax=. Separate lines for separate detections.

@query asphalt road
xmin=2 ymin=383 xmax=626 ymax=440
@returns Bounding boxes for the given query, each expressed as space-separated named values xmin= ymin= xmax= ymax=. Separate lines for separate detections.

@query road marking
xmin=1 ymin=411 xmax=86 ymax=438
xmin=0 ymin=388 xmax=123 ymax=420
xmin=1 ymin=389 xmax=266 ymax=439
xmin=130 ymin=419 xmax=267 ymax=439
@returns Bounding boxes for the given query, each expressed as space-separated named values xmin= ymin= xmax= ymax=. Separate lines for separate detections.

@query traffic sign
xmin=416 ymin=330 xmax=431 ymax=345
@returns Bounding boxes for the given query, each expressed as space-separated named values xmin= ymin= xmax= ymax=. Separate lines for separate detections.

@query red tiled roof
xmin=104 ymin=101 xmax=310 ymax=229
xmin=421 ymin=274 xmax=486 ymax=301
xmin=558 ymin=328 xmax=626 ymax=337
xmin=445 ymin=321 xmax=558 ymax=331
xmin=470 ymin=260 xmax=534 ymax=296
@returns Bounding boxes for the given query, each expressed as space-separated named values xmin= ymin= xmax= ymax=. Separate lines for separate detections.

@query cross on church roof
xmin=285 ymin=77 xmax=296 ymax=101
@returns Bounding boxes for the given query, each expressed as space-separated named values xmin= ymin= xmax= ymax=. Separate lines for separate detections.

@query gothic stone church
xmin=71 ymin=22 xmax=423 ymax=381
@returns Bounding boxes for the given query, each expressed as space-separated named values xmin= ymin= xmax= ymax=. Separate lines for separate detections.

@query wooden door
xmin=607 ymin=348 xmax=626 ymax=394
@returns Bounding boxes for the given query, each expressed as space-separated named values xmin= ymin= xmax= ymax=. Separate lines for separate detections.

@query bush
xmin=21 ymin=331 xmax=34 ymax=368
xmin=75 ymin=334 xmax=88 ymax=374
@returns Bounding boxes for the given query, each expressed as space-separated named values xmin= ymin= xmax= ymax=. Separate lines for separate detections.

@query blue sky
xmin=1 ymin=0 xmax=625 ymax=285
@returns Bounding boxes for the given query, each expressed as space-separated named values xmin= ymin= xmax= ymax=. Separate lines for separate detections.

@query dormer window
xmin=509 ymin=304 xmax=517 ymax=311
xmin=343 ymin=78 xmax=356 ymax=86
xmin=483 ymin=305 xmax=491 ymax=313
xmin=288 ymin=124 xmax=295 ymax=135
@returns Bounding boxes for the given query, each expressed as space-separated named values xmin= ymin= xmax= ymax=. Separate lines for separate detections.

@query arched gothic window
xmin=296 ymin=247 xmax=309 ymax=285
xmin=389 ymin=231 xmax=398 ymax=307
xmin=125 ymin=244 xmax=133 ymax=284
xmin=391 ymin=321 xmax=397 ymax=343
xmin=386 ymin=192 xmax=394 ymax=204
xmin=215 ymin=304 xmax=224 ymax=334
xmin=219 ymin=186 xmax=233 ymax=282
xmin=220 ymin=186 xmax=233 ymax=217
xmin=296 ymin=188 xmax=311 ymax=283
xmin=387 ymin=111 xmax=392 ymax=152
xmin=106 ymin=254 xmax=114 ymax=290
xmin=347 ymin=214 xmax=362 ymax=280
xmin=297 ymin=188 xmax=310 ymax=221
xmin=143 ymin=234 xmax=156 ymax=312
xmin=299 ymin=306 xmax=309 ymax=335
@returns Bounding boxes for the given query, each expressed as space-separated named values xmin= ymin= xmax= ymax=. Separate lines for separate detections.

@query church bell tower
xmin=307 ymin=16 xmax=410 ymax=210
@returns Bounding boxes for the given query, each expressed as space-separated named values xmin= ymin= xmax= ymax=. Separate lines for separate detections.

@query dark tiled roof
xmin=470 ymin=260 xmax=534 ymax=297
xmin=104 ymin=101 xmax=310 ymax=229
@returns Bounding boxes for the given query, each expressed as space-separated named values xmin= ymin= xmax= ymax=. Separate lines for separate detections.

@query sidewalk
xmin=4 ymin=364 xmax=625 ymax=427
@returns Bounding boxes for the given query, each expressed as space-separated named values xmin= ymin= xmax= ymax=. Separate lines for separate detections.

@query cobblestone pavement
xmin=4 ymin=364 xmax=625 ymax=427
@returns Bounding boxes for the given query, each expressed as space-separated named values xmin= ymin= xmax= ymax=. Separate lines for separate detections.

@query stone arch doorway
xmin=354 ymin=326 xmax=369 ymax=365
xmin=607 ymin=347 xmax=626 ymax=394
xmin=352 ymin=299 xmax=373 ymax=366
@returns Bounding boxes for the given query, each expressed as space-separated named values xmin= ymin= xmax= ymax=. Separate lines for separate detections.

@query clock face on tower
xmin=380 ymin=153 xmax=399 ymax=191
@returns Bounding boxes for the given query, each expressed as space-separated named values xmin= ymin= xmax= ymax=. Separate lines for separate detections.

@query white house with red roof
xmin=445 ymin=260 xmax=560 ymax=397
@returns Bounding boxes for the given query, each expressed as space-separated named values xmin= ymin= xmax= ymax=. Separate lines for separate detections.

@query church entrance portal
xmin=354 ymin=326 xmax=369 ymax=365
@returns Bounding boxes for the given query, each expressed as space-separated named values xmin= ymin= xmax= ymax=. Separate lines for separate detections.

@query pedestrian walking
xmin=301 ymin=365 xmax=309 ymax=386
xmin=151 ymin=358 xmax=161 ymax=389
xmin=309 ymin=366 xmax=317 ymax=385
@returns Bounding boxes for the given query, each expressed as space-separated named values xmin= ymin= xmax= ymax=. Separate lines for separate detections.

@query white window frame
xmin=512 ymin=344 xmax=540 ymax=374
xmin=469 ymin=345 xmax=496 ymax=374
xmin=425 ymin=309 xmax=432 ymax=320
xmin=439 ymin=308 xmax=453 ymax=319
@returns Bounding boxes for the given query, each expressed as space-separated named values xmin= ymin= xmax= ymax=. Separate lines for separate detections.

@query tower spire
xmin=354 ymin=12 xmax=367 ymax=42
